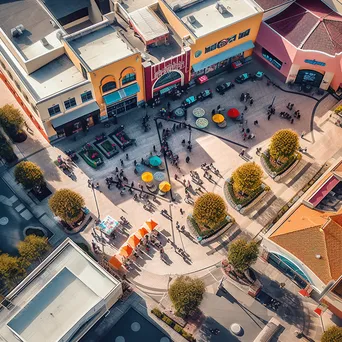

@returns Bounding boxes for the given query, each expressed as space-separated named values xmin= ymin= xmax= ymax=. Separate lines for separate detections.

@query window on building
xmin=7 ymin=70 xmax=13 ymax=80
xmin=0 ymin=61 xmax=6 ymax=69
xmin=23 ymin=94 xmax=28 ymax=101
xmin=64 ymin=98 xmax=76 ymax=110
xmin=81 ymin=91 xmax=93 ymax=103
xmin=102 ymin=81 xmax=116 ymax=93
xmin=228 ymin=34 xmax=236 ymax=43
xmin=122 ymin=73 xmax=136 ymax=85
xmin=238 ymin=29 xmax=250 ymax=39
xmin=205 ymin=43 xmax=217 ymax=54
xmin=48 ymin=104 xmax=61 ymax=116
xmin=14 ymin=81 xmax=21 ymax=91
xmin=31 ymin=103 xmax=38 ymax=115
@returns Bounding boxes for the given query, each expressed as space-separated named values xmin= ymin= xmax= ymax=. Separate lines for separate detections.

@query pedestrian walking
xmin=186 ymin=156 xmax=190 ymax=163
xmin=254 ymin=120 xmax=258 ymax=125
xmin=120 ymin=159 xmax=124 ymax=166
xmin=125 ymin=153 xmax=129 ymax=160
xmin=301 ymin=131 xmax=305 ymax=138
xmin=244 ymin=105 xmax=248 ymax=111
xmin=180 ymin=208 xmax=184 ymax=215
xmin=267 ymin=114 xmax=271 ymax=121
xmin=153 ymin=145 xmax=156 ymax=152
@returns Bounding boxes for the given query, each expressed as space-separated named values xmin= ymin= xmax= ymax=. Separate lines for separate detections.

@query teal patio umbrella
xmin=149 ymin=156 xmax=162 ymax=167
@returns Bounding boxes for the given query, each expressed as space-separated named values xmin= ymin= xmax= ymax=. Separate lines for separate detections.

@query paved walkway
xmin=1 ymin=60 xmax=341 ymax=282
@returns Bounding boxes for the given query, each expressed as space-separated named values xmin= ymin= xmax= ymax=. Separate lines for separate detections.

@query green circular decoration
xmin=195 ymin=50 xmax=202 ymax=58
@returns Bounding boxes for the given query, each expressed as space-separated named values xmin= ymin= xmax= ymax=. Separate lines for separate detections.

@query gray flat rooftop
xmin=166 ymin=0 xmax=259 ymax=37
xmin=8 ymin=268 xmax=101 ymax=342
xmin=120 ymin=0 xmax=157 ymax=13
xmin=130 ymin=7 xmax=169 ymax=42
xmin=1 ymin=44 xmax=86 ymax=100
xmin=0 ymin=0 xmax=62 ymax=60
xmin=42 ymin=0 xmax=90 ymax=20
xmin=68 ymin=26 xmax=135 ymax=70
xmin=114 ymin=13 xmax=182 ymax=63
xmin=0 ymin=240 xmax=120 ymax=342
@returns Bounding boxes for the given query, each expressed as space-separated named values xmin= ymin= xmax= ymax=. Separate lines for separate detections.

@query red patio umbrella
xmin=227 ymin=108 xmax=240 ymax=118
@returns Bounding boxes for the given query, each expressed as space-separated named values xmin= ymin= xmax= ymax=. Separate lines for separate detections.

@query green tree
xmin=0 ymin=253 xmax=26 ymax=287
xmin=269 ymin=129 xmax=299 ymax=160
xmin=0 ymin=133 xmax=16 ymax=162
xmin=169 ymin=276 xmax=205 ymax=317
xmin=228 ymin=239 xmax=259 ymax=273
xmin=49 ymin=189 xmax=85 ymax=224
xmin=231 ymin=162 xmax=263 ymax=196
xmin=321 ymin=326 xmax=342 ymax=342
xmin=18 ymin=235 xmax=50 ymax=262
xmin=14 ymin=161 xmax=44 ymax=190
xmin=0 ymin=104 xmax=24 ymax=136
xmin=193 ymin=193 xmax=227 ymax=229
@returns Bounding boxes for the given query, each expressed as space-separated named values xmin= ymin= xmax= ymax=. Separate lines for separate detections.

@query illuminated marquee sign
xmin=304 ymin=59 xmax=326 ymax=67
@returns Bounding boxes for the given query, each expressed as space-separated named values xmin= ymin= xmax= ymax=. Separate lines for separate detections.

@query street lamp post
xmin=188 ymin=125 xmax=192 ymax=144
xmin=91 ymin=183 xmax=104 ymax=254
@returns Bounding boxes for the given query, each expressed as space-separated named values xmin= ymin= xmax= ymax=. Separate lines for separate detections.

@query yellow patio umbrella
xmin=212 ymin=114 xmax=225 ymax=123
xmin=159 ymin=181 xmax=171 ymax=192
xmin=141 ymin=172 xmax=153 ymax=183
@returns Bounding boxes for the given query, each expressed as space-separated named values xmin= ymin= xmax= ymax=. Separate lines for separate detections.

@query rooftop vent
xmin=216 ymin=1 xmax=231 ymax=14
xmin=40 ymin=38 xmax=49 ymax=46
xmin=10 ymin=24 xmax=25 ymax=38
xmin=187 ymin=15 xmax=196 ymax=24
xmin=49 ymin=20 xmax=58 ymax=28
xmin=56 ymin=30 xmax=65 ymax=41
xmin=315 ymin=254 xmax=322 ymax=259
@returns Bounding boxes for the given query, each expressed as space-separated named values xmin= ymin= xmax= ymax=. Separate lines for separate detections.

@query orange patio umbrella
xmin=145 ymin=218 xmax=158 ymax=232
xmin=109 ymin=255 xmax=122 ymax=270
xmin=136 ymin=227 xmax=149 ymax=239
xmin=212 ymin=114 xmax=225 ymax=123
xmin=119 ymin=244 xmax=133 ymax=258
xmin=128 ymin=234 xmax=141 ymax=248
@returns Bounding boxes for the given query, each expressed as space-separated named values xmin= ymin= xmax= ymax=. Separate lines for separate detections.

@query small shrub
xmin=174 ymin=324 xmax=183 ymax=333
xmin=151 ymin=308 xmax=162 ymax=318
xmin=162 ymin=316 xmax=173 ymax=326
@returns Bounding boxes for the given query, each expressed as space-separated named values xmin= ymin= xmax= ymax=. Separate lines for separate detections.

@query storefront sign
xmin=154 ymin=61 xmax=185 ymax=80
xmin=304 ymin=59 xmax=326 ymax=67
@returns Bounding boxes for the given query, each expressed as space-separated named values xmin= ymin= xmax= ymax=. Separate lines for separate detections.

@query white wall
xmin=37 ymin=82 xmax=95 ymax=122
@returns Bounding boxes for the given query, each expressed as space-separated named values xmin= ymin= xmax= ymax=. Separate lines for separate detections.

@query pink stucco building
xmin=253 ymin=0 xmax=342 ymax=94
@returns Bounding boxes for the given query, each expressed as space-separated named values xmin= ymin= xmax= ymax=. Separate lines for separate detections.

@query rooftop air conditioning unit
xmin=216 ymin=1 xmax=229 ymax=14
xmin=40 ymin=38 xmax=49 ymax=46
xmin=56 ymin=30 xmax=64 ymax=41
xmin=49 ymin=20 xmax=58 ymax=28
xmin=10 ymin=24 xmax=25 ymax=38
xmin=187 ymin=15 xmax=196 ymax=24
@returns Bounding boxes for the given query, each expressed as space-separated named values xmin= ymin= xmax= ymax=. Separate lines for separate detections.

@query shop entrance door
xmin=106 ymin=96 xmax=137 ymax=117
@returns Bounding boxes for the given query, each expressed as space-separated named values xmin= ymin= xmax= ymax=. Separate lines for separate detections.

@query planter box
xmin=261 ymin=150 xmax=301 ymax=180
xmin=94 ymin=138 xmax=119 ymax=159
xmin=109 ymin=126 xmax=133 ymax=151
xmin=186 ymin=214 xmax=235 ymax=245
xmin=79 ymin=144 xmax=104 ymax=169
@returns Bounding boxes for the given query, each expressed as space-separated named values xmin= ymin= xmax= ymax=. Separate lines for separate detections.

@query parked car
xmin=197 ymin=89 xmax=213 ymax=101
xmin=235 ymin=73 xmax=251 ymax=84
xmin=216 ymin=81 xmax=235 ymax=94
xmin=182 ymin=95 xmax=198 ymax=108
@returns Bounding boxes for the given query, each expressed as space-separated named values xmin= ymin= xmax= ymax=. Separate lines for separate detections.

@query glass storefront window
xmin=262 ymin=48 xmax=283 ymax=70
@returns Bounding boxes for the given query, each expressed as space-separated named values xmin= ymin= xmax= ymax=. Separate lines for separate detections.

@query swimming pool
xmin=100 ymin=308 xmax=171 ymax=342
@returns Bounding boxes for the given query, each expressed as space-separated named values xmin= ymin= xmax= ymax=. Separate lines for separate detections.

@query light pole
xmin=271 ymin=96 xmax=276 ymax=108
xmin=188 ymin=124 xmax=192 ymax=144
xmin=91 ymin=183 xmax=104 ymax=254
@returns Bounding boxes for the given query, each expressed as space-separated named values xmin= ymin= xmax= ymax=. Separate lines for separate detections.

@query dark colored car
xmin=235 ymin=73 xmax=251 ymax=84
xmin=216 ymin=81 xmax=235 ymax=94
xmin=197 ymin=89 xmax=213 ymax=101
xmin=182 ymin=95 xmax=198 ymax=108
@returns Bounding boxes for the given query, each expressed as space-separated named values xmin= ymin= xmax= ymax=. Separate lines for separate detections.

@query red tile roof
xmin=265 ymin=0 xmax=342 ymax=55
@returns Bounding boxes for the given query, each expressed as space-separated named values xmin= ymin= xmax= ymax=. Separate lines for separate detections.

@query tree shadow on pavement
xmin=196 ymin=316 xmax=240 ymax=342
xmin=253 ymin=269 xmax=307 ymax=331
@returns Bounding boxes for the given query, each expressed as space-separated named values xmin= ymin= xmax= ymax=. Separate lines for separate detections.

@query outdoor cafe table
xmin=173 ymin=107 xmax=185 ymax=117
xmin=196 ymin=118 xmax=209 ymax=129
xmin=97 ymin=215 xmax=119 ymax=236
xmin=193 ymin=107 xmax=205 ymax=118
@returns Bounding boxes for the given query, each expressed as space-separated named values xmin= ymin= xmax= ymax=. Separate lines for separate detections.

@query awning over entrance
xmin=51 ymin=101 xmax=99 ymax=128
xmin=192 ymin=40 xmax=255 ymax=73
xmin=104 ymin=83 xmax=140 ymax=106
